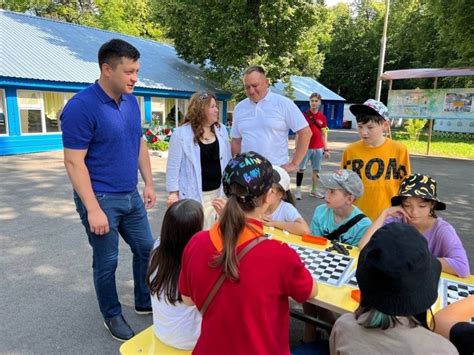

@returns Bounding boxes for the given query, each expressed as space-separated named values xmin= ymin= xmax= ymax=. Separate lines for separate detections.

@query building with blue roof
xmin=0 ymin=9 xmax=231 ymax=155
xmin=271 ymin=75 xmax=346 ymax=129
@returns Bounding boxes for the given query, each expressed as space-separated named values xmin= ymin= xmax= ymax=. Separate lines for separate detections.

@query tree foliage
xmin=1 ymin=0 xmax=96 ymax=22
xmin=1 ymin=0 xmax=167 ymax=41
xmin=320 ymin=0 xmax=473 ymax=103
xmin=1 ymin=0 xmax=472 ymax=99
xmin=404 ymin=119 xmax=428 ymax=141
xmin=154 ymin=0 xmax=322 ymax=93
xmin=319 ymin=1 xmax=385 ymax=102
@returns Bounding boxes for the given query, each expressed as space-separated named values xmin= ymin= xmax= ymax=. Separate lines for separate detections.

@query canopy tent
xmin=381 ymin=67 xmax=474 ymax=80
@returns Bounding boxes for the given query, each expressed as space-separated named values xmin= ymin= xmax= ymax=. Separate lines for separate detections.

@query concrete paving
xmin=0 ymin=129 xmax=472 ymax=354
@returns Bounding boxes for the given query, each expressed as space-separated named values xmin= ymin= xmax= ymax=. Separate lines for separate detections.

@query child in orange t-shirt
xmin=341 ymin=99 xmax=410 ymax=221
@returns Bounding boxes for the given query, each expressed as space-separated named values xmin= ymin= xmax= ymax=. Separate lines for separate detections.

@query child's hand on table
xmin=262 ymin=215 xmax=276 ymax=227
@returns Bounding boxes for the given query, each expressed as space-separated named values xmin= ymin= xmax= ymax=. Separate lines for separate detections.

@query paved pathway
xmin=0 ymin=129 xmax=472 ymax=353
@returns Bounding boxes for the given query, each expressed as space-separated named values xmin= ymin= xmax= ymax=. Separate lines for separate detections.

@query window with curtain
xmin=18 ymin=90 xmax=43 ymax=134
xmin=44 ymin=92 xmax=64 ymax=132
xmin=18 ymin=90 xmax=73 ymax=134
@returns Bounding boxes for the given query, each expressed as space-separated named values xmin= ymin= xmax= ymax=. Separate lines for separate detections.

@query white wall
xmin=343 ymin=103 xmax=357 ymax=130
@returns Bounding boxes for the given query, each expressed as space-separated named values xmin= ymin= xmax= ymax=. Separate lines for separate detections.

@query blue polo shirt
xmin=61 ymin=82 xmax=142 ymax=193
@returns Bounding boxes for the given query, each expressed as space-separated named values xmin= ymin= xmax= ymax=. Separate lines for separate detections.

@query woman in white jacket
xmin=166 ymin=91 xmax=232 ymax=228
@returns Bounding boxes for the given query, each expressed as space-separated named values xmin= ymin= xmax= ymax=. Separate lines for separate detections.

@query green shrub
xmin=404 ymin=119 xmax=428 ymax=141
xmin=148 ymin=140 xmax=169 ymax=151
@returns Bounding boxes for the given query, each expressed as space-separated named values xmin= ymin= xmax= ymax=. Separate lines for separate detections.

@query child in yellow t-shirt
xmin=341 ymin=99 xmax=410 ymax=221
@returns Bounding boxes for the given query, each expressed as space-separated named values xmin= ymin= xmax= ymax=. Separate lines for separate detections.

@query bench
xmin=120 ymin=326 xmax=191 ymax=355
xmin=120 ymin=312 xmax=332 ymax=354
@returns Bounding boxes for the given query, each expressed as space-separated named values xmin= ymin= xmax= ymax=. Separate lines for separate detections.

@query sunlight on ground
xmin=34 ymin=264 xmax=65 ymax=277
xmin=7 ymin=246 xmax=36 ymax=256
xmin=0 ymin=207 xmax=19 ymax=220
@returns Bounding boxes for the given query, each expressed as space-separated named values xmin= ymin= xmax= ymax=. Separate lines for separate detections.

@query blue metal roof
xmin=271 ymin=75 xmax=345 ymax=102
xmin=0 ymin=10 xmax=229 ymax=95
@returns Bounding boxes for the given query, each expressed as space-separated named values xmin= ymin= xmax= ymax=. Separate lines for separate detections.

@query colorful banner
xmin=388 ymin=88 xmax=474 ymax=120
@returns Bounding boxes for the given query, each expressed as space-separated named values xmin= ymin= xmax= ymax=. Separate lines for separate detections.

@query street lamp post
xmin=375 ymin=0 xmax=390 ymax=101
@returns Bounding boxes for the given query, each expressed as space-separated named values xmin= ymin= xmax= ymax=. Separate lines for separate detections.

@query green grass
xmin=392 ymin=132 xmax=474 ymax=159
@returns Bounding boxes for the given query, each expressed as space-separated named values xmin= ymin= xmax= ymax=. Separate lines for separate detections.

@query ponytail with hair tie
xmin=228 ymin=193 xmax=248 ymax=203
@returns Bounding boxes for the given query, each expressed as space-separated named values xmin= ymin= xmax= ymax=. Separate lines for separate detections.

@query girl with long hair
xmin=178 ymin=151 xmax=318 ymax=355
xmin=359 ymin=174 xmax=470 ymax=277
xmin=146 ymin=199 xmax=203 ymax=350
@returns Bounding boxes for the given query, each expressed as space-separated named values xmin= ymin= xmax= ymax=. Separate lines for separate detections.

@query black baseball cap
xmin=222 ymin=151 xmax=279 ymax=199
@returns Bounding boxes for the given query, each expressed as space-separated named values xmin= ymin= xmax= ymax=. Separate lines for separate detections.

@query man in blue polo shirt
xmin=61 ymin=39 xmax=155 ymax=342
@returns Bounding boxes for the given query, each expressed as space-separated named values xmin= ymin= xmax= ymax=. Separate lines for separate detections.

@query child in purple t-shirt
xmin=359 ymin=174 xmax=470 ymax=278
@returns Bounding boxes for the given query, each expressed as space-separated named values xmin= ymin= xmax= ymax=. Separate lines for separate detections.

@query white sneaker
xmin=295 ymin=190 xmax=302 ymax=200
xmin=310 ymin=190 xmax=325 ymax=199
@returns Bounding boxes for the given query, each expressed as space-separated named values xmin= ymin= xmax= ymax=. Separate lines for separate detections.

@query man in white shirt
xmin=230 ymin=66 xmax=312 ymax=172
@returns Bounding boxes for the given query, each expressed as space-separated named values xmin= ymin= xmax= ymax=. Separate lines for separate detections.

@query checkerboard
xmin=344 ymin=270 xmax=358 ymax=288
xmin=291 ymin=245 xmax=354 ymax=287
xmin=440 ymin=278 xmax=474 ymax=307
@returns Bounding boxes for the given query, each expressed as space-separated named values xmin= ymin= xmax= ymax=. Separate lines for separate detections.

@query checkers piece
xmin=331 ymin=240 xmax=350 ymax=255
xmin=291 ymin=245 xmax=354 ymax=287
xmin=441 ymin=278 xmax=474 ymax=308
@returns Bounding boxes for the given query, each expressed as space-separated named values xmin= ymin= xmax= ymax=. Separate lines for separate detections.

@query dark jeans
xmin=74 ymin=189 xmax=154 ymax=320
xmin=291 ymin=340 xmax=329 ymax=355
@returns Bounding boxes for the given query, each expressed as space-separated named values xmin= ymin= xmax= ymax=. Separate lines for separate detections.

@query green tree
xmin=292 ymin=2 xmax=331 ymax=78
xmin=84 ymin=0 xmax=165 ymax=39
xmin=154 ymin=0 xmax=318 ymax=95
xmin=384 ymin=0 xmax=473 ymax=92
xmin=319 ymin=0 xmax=473 ymax=103
xmin=1 ymin=0 xmax=167 ymax=41
xmin=319 ymin=1 xmax=385 ymax=103
xmin=427 ymin=0 xmax=473 ymax=67
xmin=1 ymin=0 xmax=96 ymax=23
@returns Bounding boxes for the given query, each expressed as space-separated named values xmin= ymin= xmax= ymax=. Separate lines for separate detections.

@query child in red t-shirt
xmin=179 ymin=151 xmax=318 ymax=355
xmin=296 ymin=92 xmax=330 ymax=200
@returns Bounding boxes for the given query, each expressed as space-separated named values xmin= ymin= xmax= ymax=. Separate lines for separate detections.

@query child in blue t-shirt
xmin=303 ymin=169 xmax=372 ymax=344
xmin=311 ymin=169 xmax=371 ymax=246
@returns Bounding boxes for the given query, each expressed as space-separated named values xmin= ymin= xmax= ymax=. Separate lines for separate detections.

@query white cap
xmin=272 ymin=165 xmax=291 ymax=191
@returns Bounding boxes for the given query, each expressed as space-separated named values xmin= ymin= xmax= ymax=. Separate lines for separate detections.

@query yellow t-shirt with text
xmin=341 ymin=139 xmax=411 ymax=221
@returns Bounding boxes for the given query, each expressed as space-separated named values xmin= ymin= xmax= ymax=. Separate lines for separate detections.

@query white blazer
xmin=166 ymin=123 xmax=232 ymax=204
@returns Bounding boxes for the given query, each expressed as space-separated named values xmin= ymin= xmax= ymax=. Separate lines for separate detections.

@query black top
xmin=450 ymin=321 xmax=474 ymax=355
xmin=199 ymin=139 xmax=221 ymax=192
